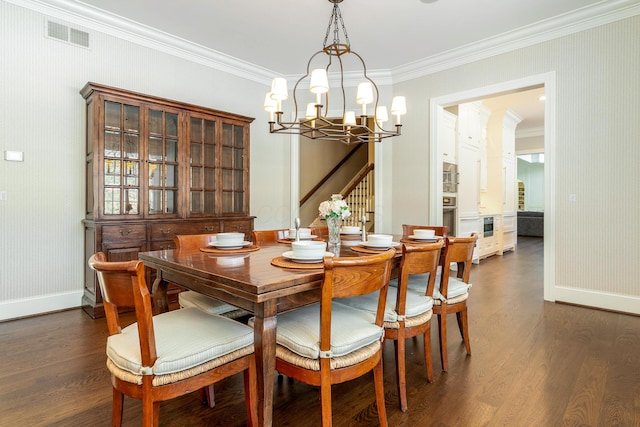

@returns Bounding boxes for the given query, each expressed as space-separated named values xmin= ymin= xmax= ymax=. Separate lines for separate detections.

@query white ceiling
xmin=35 ymin=0 xmax=637 ymax=134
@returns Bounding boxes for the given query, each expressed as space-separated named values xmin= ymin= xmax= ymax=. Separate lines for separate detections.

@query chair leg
xmin=423 ymin=322 xmax=434 ymax=382
xmin=200 ymin=385 xmax=215 ymax=407
xmin=394 ymin=337 xmax=408 ymax=412
xmin=373 ymin=357 xmax=388 ymax=427
xmin=437 ymin=311 xmax=448 ymax=372
xmin=457 ymin=308 xmax=471 ymax=355
xmin=112 ymin=387 xmax=124 ymax=427
xmin=244 ymin=357 xmax=258 ymax=427
xmin=319 ymin=373 xmax=333 ymax=427
xmin=141 ymin=398 xmax=160 ymax=427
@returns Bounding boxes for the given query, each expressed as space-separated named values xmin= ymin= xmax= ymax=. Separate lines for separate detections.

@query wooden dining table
xmin=138 ymin=237 xmax=411 ymax=427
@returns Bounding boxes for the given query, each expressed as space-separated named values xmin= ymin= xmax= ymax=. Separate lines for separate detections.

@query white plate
xmin=361 ymin=241 xmax=400 ymax=249
xmin=209 ymin=241 xmax=252 ymax=249
xmin=408 ymin=235 xmax=441 ymax=242
xmin=282 ymin=251 xmax=334 ymax=263
xmin=285 ymin=234 xmax=318 ymax=240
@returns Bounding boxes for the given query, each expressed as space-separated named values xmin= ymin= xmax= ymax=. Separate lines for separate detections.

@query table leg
xmin=150 ymin=271 xmax=169 ymax=314
xmin=253 ymin=301 xmax=277 ymax=427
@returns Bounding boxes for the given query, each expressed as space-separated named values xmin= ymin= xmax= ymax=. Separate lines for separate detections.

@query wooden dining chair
xmin=402 ymin=224 xmax=449 ymax=238
xmin=173 ymin=234 xmax=249 ymax=319
xmin=273 ymin=249 xmax=395 ymax=427
xmin=88 ymin=252 xmax=257 ymax=427
xmin=411 ymin=234 xmax=477 ymax=372
xmin=250 ymin=228 xmax=288 ymax=245
xmin=309 ymin=226 xmax=329 ymax=238
xmin=336 ymin=241 xmax=445 ymax=411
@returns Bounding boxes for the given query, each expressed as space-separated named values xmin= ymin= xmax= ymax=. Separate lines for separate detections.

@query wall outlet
xmin=569 ymin=194 xmax=576 ymax=202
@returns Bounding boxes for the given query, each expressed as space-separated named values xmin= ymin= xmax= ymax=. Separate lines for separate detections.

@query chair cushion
xmin=179 ymin=291 xmax=242 ymax=316
xmin=274 ymin=303 xmax=384 ymax=360
xmin=107 ymin=307 xmax=253 ymax=376
xmin=336 ymin=288 xmax=433 ymax=322
xmin=397 ymin=273 xmax=472 ymax=302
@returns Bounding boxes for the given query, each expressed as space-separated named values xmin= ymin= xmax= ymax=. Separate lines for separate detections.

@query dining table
xmin=138 ymin=235 xmax=417 ymax=427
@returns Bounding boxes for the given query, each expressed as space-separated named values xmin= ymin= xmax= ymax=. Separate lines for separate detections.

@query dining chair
xmin=250 ymin=228 xmax=288 ymax=245
xmin=336 ymin=241 xmax=445 ymax=411
xmin=402 ymin=224 xmax=449 ymax=238
xmin=173 ymin=234 xmax=249 ymax=319
xmin=88 ymin=252 xmax=257 ymax=427
xmin=309 ymin=226 xmax=329 ymax=238
xmin=274 ymin=249 xmax=395 ymax=427
xmin=407 ymin=234 xmax=477 ymax=372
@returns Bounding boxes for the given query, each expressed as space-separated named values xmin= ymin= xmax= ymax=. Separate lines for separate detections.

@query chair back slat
xmin=438 ymin=234 xmax=477 ymax=298
xmin=88 ymin=252 xmax=157 ymax=367
xmin=251 ymin=229 xmax=288 ymax=244
xmin=401 ymin=224 xmax=449 ymax=238
xmin=396 ymin=242 xmax=445 ymax=308
xmin=174 ymin=234 xmax=215 ymax=252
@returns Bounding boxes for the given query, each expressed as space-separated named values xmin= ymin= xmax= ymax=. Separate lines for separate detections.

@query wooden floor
xmin=1 ymin=237 xmax=639 ymax=426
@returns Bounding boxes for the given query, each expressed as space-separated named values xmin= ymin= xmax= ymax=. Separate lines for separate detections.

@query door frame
xmin=429 ymin=72 xmax=556 ymax=302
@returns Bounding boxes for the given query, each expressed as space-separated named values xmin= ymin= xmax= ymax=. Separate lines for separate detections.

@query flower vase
xmin=326 ymin=216 xmax=342 ymax=246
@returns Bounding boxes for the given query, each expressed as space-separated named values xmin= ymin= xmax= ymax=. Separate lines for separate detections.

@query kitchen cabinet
xmin=438 ymin=107 xmax=457 ymax=164
xmin=81 ymin=83 xmax=254 ymax=318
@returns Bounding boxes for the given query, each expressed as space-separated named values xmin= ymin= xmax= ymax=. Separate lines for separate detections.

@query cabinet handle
xmin=204 ymin=225 xmax=214 ymax=231
xmin=119 ymin=229 xmax=132 ymax=235
xmin=161 ymin=228 xmax=171 ymax=235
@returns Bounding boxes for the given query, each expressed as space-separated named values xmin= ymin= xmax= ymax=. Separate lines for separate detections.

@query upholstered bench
xmin=517 ymin=211 xmax=544 ymax=237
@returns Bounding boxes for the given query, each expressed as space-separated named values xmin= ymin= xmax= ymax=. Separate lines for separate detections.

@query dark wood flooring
xmin=1 ymin=237 xmax=639 ymax=426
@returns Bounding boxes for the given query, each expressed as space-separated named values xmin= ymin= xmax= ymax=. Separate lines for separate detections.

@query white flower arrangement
xmin=318 ymin=194 xmax=351 ymax=220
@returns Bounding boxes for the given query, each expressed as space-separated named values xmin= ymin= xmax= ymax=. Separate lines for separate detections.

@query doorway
xmin=429 ymin=72 xmax=556 ymax=302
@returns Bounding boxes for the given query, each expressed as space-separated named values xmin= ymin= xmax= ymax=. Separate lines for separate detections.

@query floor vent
xmin=46 ymin=19 xmax=90 ymax=48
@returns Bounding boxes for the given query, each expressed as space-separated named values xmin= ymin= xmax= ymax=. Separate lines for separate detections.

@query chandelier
xmin=263 ymin=0 xmax=406 ymax=144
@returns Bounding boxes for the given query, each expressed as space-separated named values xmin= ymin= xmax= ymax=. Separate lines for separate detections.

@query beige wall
xmin=391 ymin=16 xmax=640 ymax=313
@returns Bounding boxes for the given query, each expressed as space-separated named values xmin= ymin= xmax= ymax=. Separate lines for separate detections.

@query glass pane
xmin=149 ymin=137 xmax=163 ymax=161
xmin=124 ymin=161 xmax=139 ymax=186
xmin=148 ymin=189 xmax=162 ymax=214
xmin=222 ymin=191 xmax=232 ymax=212
xmin=104 ymin=187 xmax=121 ymax=215
xmin=104 ymin=101 xmax=121 ymax=128
xmin=149 ymin=163 xmax=161 ymax=187
xmin=166 ymin=140 xmax=177 ymax=162
xmin=164 ymin=165 xmax=176 ymax=187
xmin=166 ymin=113 xmax=178 ymax=138
xmin=222 ymin=147 xmax=232 ymax=168
xmin=124 ymin=134 xmax=139 ymax=159
xmin=204 ymin=143 xmax=215 ymax=167
xmin=104 ymin=131 xmax=121 ymax=157
xmin=234 ymin=148 xmax=243 ymax=168
xmin=204 ymin=191 xmax=216 ymax=213
xmin=235 ymin=170 xmax=243 ymax=190
xmin=235 ymin=192 xmax=243 ymax=212
xmin=191 ymin=167 xmax=202 ymax=188
xmin=222 ymin=123 xmax=232 ymax=145
xmin=104 ymin=160 xmax=120 ymax=185
xmin=190 ymin=191 xmax=202 ymax=213
xmin=191 ymin=143 xmax=202 ymax=165
xmin=149 ymin=110 xmax=162 ymax=134
xmin=222 ymin=169 xmax=232 ymax=190
xmin=234 ymin=125 xmax=244 ymax=148
xmin=204 ymin=120 xmax=215 ymax=143
xmin=190 ymin=118 xmax=202 ymax=142
xmin=124 ymin=189 xmax=139 ymax=214
xmin=124 ymin=105 xmax=139 ymax=132
xmin=165 ymin=190 xmax=176 ymax=214
xmin=204 ymin=168 xmax=215 ymax=189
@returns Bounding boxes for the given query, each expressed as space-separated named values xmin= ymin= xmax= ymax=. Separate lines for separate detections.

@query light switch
xmin=0 ymin=191 xmax=7 ymax=201
xmin=4 ymin=151 xmax=24 ymax=162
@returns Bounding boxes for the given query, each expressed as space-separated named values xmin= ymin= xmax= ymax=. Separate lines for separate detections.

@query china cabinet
xmin=81 ymin=83 xmax=254 ymax=318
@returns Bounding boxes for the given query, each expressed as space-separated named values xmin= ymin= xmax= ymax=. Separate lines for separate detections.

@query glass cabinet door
xmin=147 ymin=108 xmax=179 ymax=215
xmin=189 ymin=116 xmax=217 ymax=215
xmin=221 ymin=122 xmax=247 ymax=214
xmin=103 ymin=100 xmax=140 ymax=216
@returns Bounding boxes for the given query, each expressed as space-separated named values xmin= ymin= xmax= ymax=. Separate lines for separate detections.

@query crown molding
xmin=8 ymin=0 xmax=640 ymax=87
xmin=392 ymin=0 xmax=640 ymax=83
xmin=516 ymin=126 xmax=545 ymax=138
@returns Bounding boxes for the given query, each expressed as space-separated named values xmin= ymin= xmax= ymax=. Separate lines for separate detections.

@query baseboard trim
xmin=554 ymin=286 xmax=640 ymax=316
xmin=0 ymin=291 xmax=83 ymax=322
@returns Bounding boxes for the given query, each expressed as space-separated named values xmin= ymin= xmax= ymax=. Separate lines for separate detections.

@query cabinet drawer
xmin=102 ymin=224 xmax=146 ymax=242
xmin=503 ymin=215 xmax=516 ymax=231
xmin=223 ymin=220 xmax=251 ymax=233
xmin=149 ymin=222 xmax=220 ymax=241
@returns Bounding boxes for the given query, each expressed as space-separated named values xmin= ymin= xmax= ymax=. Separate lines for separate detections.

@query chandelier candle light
xmin=319 ymin=194 xmax=351 ymax=245
xmin=264 ymin=0 xmax=406 ymax=144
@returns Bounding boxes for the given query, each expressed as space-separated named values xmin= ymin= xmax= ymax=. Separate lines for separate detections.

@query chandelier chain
xmin=323 ymin=2 xmax=350 ymax=49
